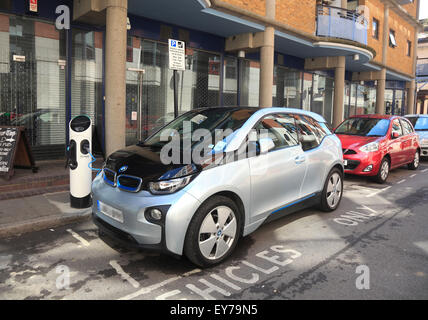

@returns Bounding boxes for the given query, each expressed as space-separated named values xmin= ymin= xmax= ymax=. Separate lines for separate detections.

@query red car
xmin=334 ymin=115 xmax=421 ymax=183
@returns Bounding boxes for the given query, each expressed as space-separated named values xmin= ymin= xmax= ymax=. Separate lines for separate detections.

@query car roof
xmin=192 ymin=106 xmax=327 ymax=123
xmin=405 ymin=114 xmax=428 ymax=118
xmin=349 ymin=114 xmax=398 ymax=120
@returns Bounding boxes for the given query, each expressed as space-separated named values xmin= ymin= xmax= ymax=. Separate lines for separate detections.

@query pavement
xmin=0 ymin=191 xmax=91 ymax=239
xmin=0 ymin=160 xmax=427 ymax=300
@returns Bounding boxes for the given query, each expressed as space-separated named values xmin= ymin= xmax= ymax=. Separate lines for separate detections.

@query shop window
xmin=1 ymin=16 xmax=67 ymax=158
xmin=240 ymin=60 xmax=260 ymax=107
xmin=311 ymin=74 xmax=334 ymax=124
xmin=223 ymin=56 xmax=238 ymax=106
xmin=273 ymin=66 xmax=302 ymax=109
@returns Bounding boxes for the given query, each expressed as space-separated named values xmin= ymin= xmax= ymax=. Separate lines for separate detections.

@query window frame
xmin=253 ymin=113 xmax=300 ymax=153
xmin=406 ymin=40 xmax=412 ymax=57
xmin=372 ymin=18 xmax=379 ymax=40
xmin=391 ymin=118 xmax=403 ymax=137
xmin=399 ymin=118 xmax=414 ymax=135
xmin=389 ymin=29 xmax=397 ymax=48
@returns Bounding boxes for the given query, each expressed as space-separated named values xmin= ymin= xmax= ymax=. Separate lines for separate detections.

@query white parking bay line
xmin=118 ymin=268 xmax=201 ymax=300
xmin=66 ymin=229 xmax=90 ymax=247
xmin=110 ymin=260 xmax=140 ymax=289
xmin=410 ymin=174 xmax=417 ymax=178
xmin=422 ymin=169 xmax=428 ymax=173
xmin=397 ymin=179 xmax=406 ymax=184
xmin=366 ymin=186 xmax=392 ymax=198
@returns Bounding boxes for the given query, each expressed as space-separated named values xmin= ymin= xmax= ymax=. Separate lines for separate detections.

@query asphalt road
xmin=1 ymin=160 xmax=428 ymax=300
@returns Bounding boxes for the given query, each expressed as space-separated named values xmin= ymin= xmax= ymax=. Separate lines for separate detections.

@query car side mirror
xmin=392 ymin=132 xmax=399 ymax=139
xmin=258 ymin=137 xmax=275 ymax=154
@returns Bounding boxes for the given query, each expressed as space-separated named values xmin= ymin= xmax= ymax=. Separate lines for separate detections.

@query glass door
xmin=385 ymin=89 xmax=394 ymax=115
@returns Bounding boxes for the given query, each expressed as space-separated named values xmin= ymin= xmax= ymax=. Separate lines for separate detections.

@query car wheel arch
xmin=194 ymin=191 xmax=246 ymax=238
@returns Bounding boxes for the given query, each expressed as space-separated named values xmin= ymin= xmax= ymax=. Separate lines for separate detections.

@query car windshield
xmin=406 ymin=117 xmax=428 ymax=131
xmin=335 ymin=118 xmax=390 ymax=137
xmin=141 ymin=107 xmax=257 ymax=150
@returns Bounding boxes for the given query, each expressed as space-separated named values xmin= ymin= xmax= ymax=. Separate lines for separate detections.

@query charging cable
xmin=86 ymin=147 xmax=102 ymax=176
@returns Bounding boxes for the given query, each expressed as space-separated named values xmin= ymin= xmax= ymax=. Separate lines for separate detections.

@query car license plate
xmin=97 ymin=201 xmax=124 ymax=223
xmin=343 ymin=160 xmax=348 ymax=166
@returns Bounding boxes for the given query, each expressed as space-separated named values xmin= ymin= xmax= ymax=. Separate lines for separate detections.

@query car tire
xmin=319 ymin=167 xmax=343 ymax=212
xmin=184 ymin=196 xmax=241 ymax=268
xmin=407 ymin=151 xmax=420 ymax=170
xmin=374 ymin=157 xmax=390 ymax=184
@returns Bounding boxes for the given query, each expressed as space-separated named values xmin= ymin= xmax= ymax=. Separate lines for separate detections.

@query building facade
xmin=417 ymin=19 xmax=428 ymax=114
xmin=0 ymin=0 xmax=421 ymax=159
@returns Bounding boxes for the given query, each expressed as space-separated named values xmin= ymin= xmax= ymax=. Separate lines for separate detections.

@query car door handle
xmin=295 ymin=155 xmax=306 ymax=164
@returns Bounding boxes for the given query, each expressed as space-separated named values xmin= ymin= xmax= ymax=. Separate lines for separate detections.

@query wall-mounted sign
xmin=13 ymin=55 xmax=26 ymax=63
xmin=29 ymin=0 xmax=38 ymax=13
xmin=168 ymin=39 xmax=185 ymax=71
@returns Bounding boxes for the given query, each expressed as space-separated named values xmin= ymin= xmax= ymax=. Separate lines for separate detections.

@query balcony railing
xmin=316 ymin=5 xmax=368 ymax=45
xmin=417 ymin=59 xmax=428 ymax=77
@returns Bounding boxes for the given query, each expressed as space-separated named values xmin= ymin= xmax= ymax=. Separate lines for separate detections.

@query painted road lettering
xmin=154 ymin=245 xmax=302 ymax=300
xmin=333 ymin=205 xmax=378 ymax=226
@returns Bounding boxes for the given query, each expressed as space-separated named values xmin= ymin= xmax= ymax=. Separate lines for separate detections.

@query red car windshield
xmin=335 ymin=118 xmax=390 ymax=137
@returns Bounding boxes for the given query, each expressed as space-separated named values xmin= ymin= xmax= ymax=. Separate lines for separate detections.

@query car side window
xmin=391 ymin=119 xmax=403 ymax=137
xmin=293 ymin=114 xmax=323 ymax=151
xmin=255 ymin=114 xmax=299 ymax=152
xmin=400 ymin=119 xmax=413 ymax=136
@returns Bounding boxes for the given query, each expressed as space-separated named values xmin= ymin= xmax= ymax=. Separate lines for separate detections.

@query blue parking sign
xmin=170 ymin=40 xmax=177 ymax=47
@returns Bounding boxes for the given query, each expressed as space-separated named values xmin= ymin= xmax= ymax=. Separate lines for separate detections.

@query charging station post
xmin=67 ymin=115 xmax=92 ymax=208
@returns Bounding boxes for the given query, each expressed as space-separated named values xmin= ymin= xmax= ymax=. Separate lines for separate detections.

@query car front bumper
xmin=91 ymin=173 xmax=201 ymax=256
xmin=343 ymin=151 xmax=383 ymax=176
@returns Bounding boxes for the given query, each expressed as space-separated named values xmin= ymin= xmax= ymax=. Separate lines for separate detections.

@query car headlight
xmin=149 ymin=175 xmax=194 ymax=195
xmin=359 ymin=142 xmax=379 ymax=153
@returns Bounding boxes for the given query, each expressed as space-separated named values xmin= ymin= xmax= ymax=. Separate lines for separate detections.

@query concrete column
xmin=105 ymin=0 xmax=128 ymax=157
xmin=376 ymin=68 xmax=386 ymax=115
xmin=406 ymin=80 xmax=416 ymax=114
xmin=381 ymin=5 xmax=389 ymax=65
xmin=332 ymin=56 xmax=346 ymax=128
xmin=259 ymin=0 xmax=275 ymax=108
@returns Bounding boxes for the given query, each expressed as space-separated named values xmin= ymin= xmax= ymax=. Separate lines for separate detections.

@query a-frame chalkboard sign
xmin=0 ymin=126 xmax=37 ymax=180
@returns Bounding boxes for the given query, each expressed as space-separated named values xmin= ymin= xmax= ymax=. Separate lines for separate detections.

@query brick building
xmin=417 ymin=19 xmax=428 ymax=114
xmin=0 ymin=0 xmax=422 ymax=159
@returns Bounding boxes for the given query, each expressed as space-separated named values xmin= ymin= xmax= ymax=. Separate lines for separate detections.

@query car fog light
xmin=363 ymin=165 xmax=373 ymax=172
xmin=150 ymin=208 xmax=163 ymax=221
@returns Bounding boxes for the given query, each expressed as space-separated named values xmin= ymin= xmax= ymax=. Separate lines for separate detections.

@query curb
xmin=0 ymin=210 xmax=92 ymax=239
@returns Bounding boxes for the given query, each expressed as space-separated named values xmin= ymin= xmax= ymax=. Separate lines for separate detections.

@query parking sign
xmin=168 ymin=39 xmax=185 ymax=71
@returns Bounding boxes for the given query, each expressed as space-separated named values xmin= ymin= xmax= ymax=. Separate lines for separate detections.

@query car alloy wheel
xmin=414 ymin=152 xmax=420 ymax=167
xmin=326 ymin=172 xmax=342 ymax=209
xmin=380 ymin=160 xmax=389 ymax=181
xmin=198 ymin=206 xmax=237 ymax=260
xmin=408 ymin=151 xmax=420 ymax=170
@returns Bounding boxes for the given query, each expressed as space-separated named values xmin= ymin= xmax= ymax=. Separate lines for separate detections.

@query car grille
xmin=344 ymin=160 xmax=360 ymax=170
xmin=343 ymin=149 xmax=357 ymax=155
xmin=103 ymin=168 xmax=116 ymax=186
xmin=117 ymin=175 xmax=142 ymax=193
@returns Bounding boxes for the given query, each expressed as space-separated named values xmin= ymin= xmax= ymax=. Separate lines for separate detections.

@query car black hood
xmin=104 ymin=145 xmax=199 ymax=183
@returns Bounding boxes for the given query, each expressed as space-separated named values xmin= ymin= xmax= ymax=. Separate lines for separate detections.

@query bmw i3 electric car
xmin=405 ymin=114 xmax=428 ymax=158
xmin=92 ymin=107 xmax=344 ymax=267
xmin=335 ymin=115 xmax=421 ymax=184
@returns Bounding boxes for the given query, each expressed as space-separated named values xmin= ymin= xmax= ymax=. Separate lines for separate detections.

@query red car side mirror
xmin=392 ymin=132 xmax=399 ymax=139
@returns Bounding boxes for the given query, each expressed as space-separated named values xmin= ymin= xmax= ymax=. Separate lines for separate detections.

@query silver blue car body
xmin=91 ymin=107 xmax=343 ymax=259
xmin=405 ymin=114 xmax=428 ymax=157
